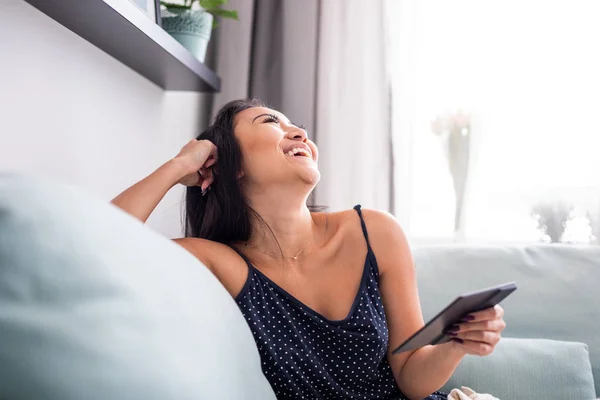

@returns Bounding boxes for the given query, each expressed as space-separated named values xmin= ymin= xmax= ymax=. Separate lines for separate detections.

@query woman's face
xmin=234 ymin=107 xmax=320 ymax=189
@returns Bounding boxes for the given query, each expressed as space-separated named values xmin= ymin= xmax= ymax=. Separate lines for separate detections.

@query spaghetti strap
xmin=353 ymin=204 xmax=380 ymax=278
xmin=353 ymin=204 xmax=371 ymax=248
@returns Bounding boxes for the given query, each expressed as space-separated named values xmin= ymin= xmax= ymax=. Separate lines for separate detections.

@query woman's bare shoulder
xmin=172 ymin=237 xmax=248 ymax=297
xmin=316 ymin=207 xmax=394 ymax=233
xmin=172 ymin=237 xmax=239 ymax=264
xmin=321 ymin=207 xmax=407 ymax=266
xmin=311 ymin=208 xmax=370 ymax=249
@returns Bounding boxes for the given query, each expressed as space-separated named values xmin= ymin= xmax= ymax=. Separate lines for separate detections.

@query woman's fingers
xmin=446 ymin=304 xmax=507 ymax=357
xmin=451 ymin=318 xmax=506 ymax=334
xmin=201 ymin=176 xmax=214 ymax=192
xmin=451 ymin=338 xmax=495 ymax=356
xmin=466 ymin=305 xmax=504 ymax=322
xmin=197 ymin=149 xmax=218 ymax=191
xmin=204 ymin=156 xmax=217 ymax=168
xmin=198 ymin=161 xmax=216 ymax=188
xmin=199 ymin=168 xmax=214 ymax=191
xmin=455 ymin=330 xmax=501 ymax=345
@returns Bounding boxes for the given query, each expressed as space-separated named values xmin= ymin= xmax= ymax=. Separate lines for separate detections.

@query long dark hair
xmin=184 ymin=98 xmax=321 ymax=245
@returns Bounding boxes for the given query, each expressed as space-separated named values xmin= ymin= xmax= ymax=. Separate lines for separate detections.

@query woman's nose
xmin=286 ymin=126 xmax=308 ymax=142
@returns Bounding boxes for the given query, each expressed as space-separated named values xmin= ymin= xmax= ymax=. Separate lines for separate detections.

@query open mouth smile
xmin=285 ymin=147 xmax=312 ymax=158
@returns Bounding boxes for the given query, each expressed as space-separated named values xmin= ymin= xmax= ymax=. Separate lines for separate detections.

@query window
xmin=387 ymin=0 xmax=600 ymax=244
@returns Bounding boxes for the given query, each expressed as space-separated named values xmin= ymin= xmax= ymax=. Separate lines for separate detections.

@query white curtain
xmin=313 ymin=0 xmax=393 ymax=212
xmin=386 ymin=0 xmax=600 ymax=245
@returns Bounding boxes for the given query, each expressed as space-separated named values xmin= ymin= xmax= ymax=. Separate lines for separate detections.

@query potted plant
xmin=160 ymin=0 xmax=238 ymax=63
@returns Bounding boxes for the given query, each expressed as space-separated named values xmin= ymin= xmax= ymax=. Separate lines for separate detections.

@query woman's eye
xmin=263 ymin=116 xmax=280 ymax=124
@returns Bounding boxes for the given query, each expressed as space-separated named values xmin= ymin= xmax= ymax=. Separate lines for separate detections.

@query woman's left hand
xmin=444 ymin=305 xmax=506 ymax=356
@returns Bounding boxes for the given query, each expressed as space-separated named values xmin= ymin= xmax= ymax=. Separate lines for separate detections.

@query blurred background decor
xmin=588 ymin=209 xmax=600 ymax=245
xmin=527 ymin=184 xmax=600 ymax=245
xmin=430 ymin=111 xmax=472 ymax=236
xmin=388 ymin=1 xmax=600 ymax=246
xmin=160 ymin=0 xmax=237 ymax=62
xmin=530 ymin=200 xmax=573 ymax=243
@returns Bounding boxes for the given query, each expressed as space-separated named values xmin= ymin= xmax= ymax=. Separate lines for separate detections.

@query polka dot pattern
xmin=234 ymin=206 xmax=447 ymax=400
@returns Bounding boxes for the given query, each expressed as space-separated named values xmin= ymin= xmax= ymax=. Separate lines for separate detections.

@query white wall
xmin=0 ymin=0 xmax=212 ymax=238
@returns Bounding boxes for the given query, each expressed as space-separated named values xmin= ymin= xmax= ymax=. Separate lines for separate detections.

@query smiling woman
xmin=181 ymin=99 xmax=321 ymax=246
xmin=110 ymin=98 xmax=507 ymax=400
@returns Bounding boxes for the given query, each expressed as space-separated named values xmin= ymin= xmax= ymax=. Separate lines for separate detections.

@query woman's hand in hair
xmin=174 ymin=139 xmax=217 ymax=190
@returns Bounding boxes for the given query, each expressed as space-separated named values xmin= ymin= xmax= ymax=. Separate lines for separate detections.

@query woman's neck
xmin=245 ymin=189 xmax=319 ymax=259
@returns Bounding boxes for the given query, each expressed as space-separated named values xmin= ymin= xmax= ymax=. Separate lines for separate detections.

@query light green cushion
xmin=0 ymin=174 xmax=276 ymax=400
xmin=442 ymin=338 xmax=596 ymax=400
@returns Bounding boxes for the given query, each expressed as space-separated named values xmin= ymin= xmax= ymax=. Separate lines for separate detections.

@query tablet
xmin=392 ymin=282 xmax=517 ymax=354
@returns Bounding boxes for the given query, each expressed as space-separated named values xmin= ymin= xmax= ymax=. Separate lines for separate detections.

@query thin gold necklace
xmin=244 ymin=238 xmax=313 ymax=260
xmin=244 ymin=213 xmax=329 ymax=261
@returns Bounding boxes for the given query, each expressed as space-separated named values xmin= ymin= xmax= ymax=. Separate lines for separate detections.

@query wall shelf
xmin=24 ymin=0 xmax=221 ymax=92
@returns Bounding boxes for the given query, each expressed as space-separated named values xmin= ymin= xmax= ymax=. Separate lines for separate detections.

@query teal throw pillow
xmin=442 ymin=338 xmax=596 ymax=400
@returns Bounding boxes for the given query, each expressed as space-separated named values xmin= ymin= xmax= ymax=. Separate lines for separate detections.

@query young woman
xmin=112 ymin=99 xmax=506 ymax=400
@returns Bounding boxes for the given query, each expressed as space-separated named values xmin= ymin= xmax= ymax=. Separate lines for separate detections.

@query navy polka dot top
xmin=233 ymin=205 xmax=405 ymax=399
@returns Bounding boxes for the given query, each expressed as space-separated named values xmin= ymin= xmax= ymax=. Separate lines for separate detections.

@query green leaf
xmin=206 ymin=8 xmax=238 ymax=19
xmin=199 ymin=0 xmax=227 ymax=9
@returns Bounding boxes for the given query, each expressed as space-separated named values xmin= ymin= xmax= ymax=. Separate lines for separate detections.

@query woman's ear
xmin=237 ymin=171 xmax=245 ymax=179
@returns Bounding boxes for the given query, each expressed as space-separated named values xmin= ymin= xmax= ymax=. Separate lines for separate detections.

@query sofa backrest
xmin=413 ymin=244 xmax=600 ymax=396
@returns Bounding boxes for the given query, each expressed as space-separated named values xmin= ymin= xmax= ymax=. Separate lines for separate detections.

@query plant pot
xmin=161 ymin=8 xmax=213 ymax=63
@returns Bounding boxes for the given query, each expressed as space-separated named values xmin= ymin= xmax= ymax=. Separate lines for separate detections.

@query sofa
xmin=414 ymin=245 xmax=599 ymax=398
xmin=0 ymin=173 xmax=598 ymax=400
